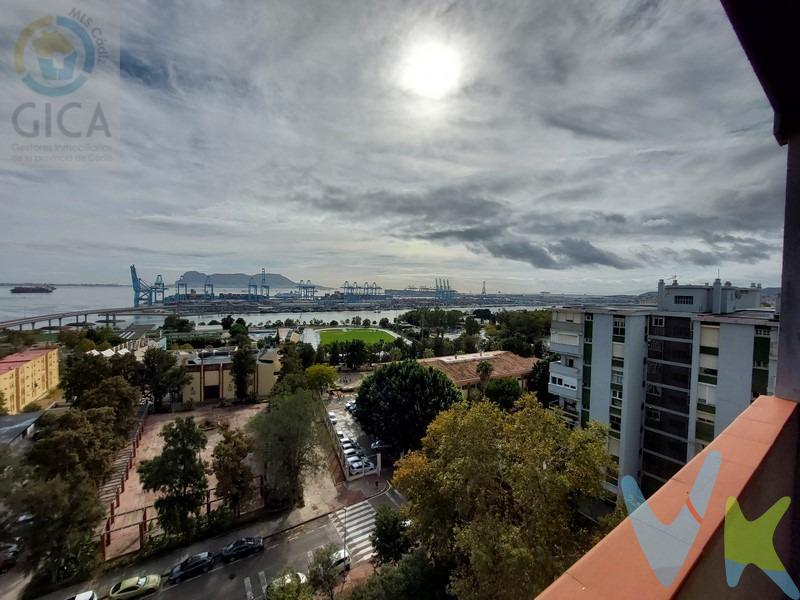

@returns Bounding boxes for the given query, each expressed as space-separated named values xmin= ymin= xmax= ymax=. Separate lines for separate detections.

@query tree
xmin=12 ymin=471 xmax=103 ymax=584
xmin=212 ymin=427 xmax=254 ymax=515
xmin=138 ymin=417 xmax=208 ymax=536
xmin=304 ymin=364 xmax=337 ymax=397
xmin=109 ymin=352 xmax=142 ymax=386
xmin=3 ymin=329 xmax=35 ymax=352
xmin=484 ymin=377 xmax=522 ymax=410
xmin=421 ymin=348 xmax=435 ymax=359
xmin=363 ymin=318 xmax=371 ymax=327
xmin=308 ymin=543 xmax=340 ymax=600
xmin=61 ymin=352 xmax=110 ymax=404
xmin=232 ymin=344 xmax=256 ymax=402
xmin=164 ymin=315 xmax=194 ymax=332
xmin=328 ymin=341 xmax=341 ymax=366
xmin=379 ymin=318 xmax=390 ymax=328
xmin=28 ymin=408 xmax=119 ymax=485
xmin=221 ymin=315 xmax=235 ymax=330
xmin=57 ymin=328 xmax=82 ymax=350
xmin=393 ymin=397 xmax=612 ymax=599
xmin=249 ymin=390 xmax=318 ymax=507
xmin=347 ymin=550 xmax=450 ymax=600
xmin=371 ymin=505 xmax=411 ymax=564
xmin=80 ymin=376 xmax=140 ymax=439
xmin=464 ymin=317 xmax=480 ymax=336
xmin=475 ymin=361 xmax=494 ymax=397
xmin=354 ymin=361 xmax=461 ymax=452
xmin=0 ymin=391 xmax=7 ymax=416
xmin=345 ymin=339 xmax=368 ymax=370
xmin=529 ymin=355 xmax=557 ymax=405
xmin=140 ymin=347 xmax=190 ymax=410
xmin=298 ymin=343 xmax=317 ymax=369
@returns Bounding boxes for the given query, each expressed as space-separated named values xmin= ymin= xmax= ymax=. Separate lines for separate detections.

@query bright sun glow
xmin=398 ymin=41 xmax=462 ymax=100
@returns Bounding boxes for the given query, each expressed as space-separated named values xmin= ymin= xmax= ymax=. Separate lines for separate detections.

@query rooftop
xmin=418 ymin=350 xmax=537 ymax=387
xmin=0 ymin=347 xmax=56 ymax=374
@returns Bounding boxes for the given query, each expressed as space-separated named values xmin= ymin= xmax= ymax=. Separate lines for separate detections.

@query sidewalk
xmin=27 ymin=475 xmax=388 ymax=600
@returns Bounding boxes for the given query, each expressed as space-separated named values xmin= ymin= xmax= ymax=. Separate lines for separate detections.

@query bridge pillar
xmin=58 ymin=317 xmax=62 ymax=328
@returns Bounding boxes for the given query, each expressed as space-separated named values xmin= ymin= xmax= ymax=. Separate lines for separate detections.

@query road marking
xmin=244 ymin=576 xmax=254 ymax=600
xmin=259 ymin=571 xmax=268 ymax=594
xmin=329 ymin=499 xmax=378 ymax=564
xmin=307 ymin=549 xmax=314 ymax=564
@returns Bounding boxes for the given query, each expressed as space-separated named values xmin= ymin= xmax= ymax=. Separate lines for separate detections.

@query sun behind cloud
xmin=397 ymin=39 xmax=462 ymax=100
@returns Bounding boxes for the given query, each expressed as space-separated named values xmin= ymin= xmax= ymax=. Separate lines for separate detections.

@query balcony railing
xmin=538 ymin=396 xmax=800 ymax=599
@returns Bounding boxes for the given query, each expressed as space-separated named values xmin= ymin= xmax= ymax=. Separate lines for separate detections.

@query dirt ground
xmin=105 ymin=403 xmax=263 ymax=558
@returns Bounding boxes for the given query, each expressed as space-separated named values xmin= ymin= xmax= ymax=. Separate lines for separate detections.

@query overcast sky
xmin=0 ymin=0 xmax=786 ymax=294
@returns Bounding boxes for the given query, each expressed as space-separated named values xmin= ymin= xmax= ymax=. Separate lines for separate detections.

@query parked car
xmin=222 ymin=536 xmax=264 ymax=562
xmin=335 ymin=430 xmax=346 ymax=441
xmin=66 ymin=593 xmax=98 ymax=600
xmin=344 ymin=401 xmax=356 ymax=413
xmin=370 ymin=440 xmax=391 ymax=451
xmin=168 ymin=551 xmax=214 ymax=584
xmin=108 ymin=574 xmax=161 ymax=599
xmin=268 ymin=572 xmax=308 ymax=596
xmin=331 ymin=548 xmax=351 ymax=574
xmin=328 ymin=412 xmax=337 ymax=424
xmin=342 ymin=448 xmax=365 ymax=460
xmin=0 ymin=542 xmax=19 ymax=573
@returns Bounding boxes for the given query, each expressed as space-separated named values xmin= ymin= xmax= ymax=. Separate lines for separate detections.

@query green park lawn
xmin=318 ymin=327 xmax=396 ymax=345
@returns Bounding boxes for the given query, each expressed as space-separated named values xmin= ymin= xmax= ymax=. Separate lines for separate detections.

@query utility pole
xmin=343 ymin=506 xmax=348 ymax=557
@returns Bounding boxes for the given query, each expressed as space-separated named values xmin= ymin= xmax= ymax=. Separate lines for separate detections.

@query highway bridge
xmin=0 ymin=306 xmax=171 ymax=330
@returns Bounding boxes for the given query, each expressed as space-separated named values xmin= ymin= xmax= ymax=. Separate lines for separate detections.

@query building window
xmin=565 ymin=357 xmax=575 ymax=368
xmin=652 ymin=316 xmax=665 ymax=328
xmin=755 ymin=326 xmax=770 ymax=337
xmin=611 ymin=370 xmax=624 ymax=385
xmin=699 ymin=368 xmax=718 ymax=385
xmin=674 ymin=295 xmax=694 ymax=305
xmin=585 ymin=313 xmax=593 ymax=321
xmin=647 ymin=408 xmax=661 ymax=422
xmin=611 ymin=389 xmax=623 ymax=401
xmin=613 ymin=317 xmax=625 ymax=337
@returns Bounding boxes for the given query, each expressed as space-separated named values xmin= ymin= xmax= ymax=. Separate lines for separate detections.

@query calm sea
xmin=0 ymin=285 xmax=543 ymax=327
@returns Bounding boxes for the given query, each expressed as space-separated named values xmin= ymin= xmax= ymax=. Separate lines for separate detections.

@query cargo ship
xmin=10 ymin=284 xmax=56 ymax=293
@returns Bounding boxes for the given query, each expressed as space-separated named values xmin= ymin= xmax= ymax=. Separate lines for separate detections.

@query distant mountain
xmin=179 ymin=271 xmax=298 ymax=289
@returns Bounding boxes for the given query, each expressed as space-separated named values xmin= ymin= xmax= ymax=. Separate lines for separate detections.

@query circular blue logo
xmin=15 ymin=16 xmax=96 ymax=97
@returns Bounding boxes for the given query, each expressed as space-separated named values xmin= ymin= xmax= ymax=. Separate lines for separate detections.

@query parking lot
xmin=326 ymin=395 xmax=387 ymax=481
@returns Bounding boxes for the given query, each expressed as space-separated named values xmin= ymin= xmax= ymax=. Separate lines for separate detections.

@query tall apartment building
xmin=548 ymin=278 xmax=778 ymax=497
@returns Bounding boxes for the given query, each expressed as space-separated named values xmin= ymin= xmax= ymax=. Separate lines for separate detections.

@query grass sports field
xmin=318 ymin=328 xmax=396 ymax=345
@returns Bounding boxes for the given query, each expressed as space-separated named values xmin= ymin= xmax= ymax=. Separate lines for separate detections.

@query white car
xmin=343 ymin=448 xmax=363 ymax=459
xmin=66 ymin=593 xmax=98 ymax=600
xmin=340 ymin=440 xmax=357 ymax=450
xmin=345 ymin=455 xmax=362 ymax=466
xmin=328 ymin=412 xmax=337 ymax=424
xmin=331 ymin=548 xmax=351 ymax=574
xmin=335 ymin=430 xmax=346 ymax=441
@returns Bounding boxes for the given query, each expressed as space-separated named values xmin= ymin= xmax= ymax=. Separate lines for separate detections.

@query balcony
xmin=549 ymin=340 xmax=581 ymax=356
xmin=538 ymin=396 xmax=800 ymax=599
xmin=549 ymin=360 xmax=579 ymax=380
xmin=548 ymin=381 xmax=579 ymax=401
xmin=551 ymin=320 xmax=583 ymax=334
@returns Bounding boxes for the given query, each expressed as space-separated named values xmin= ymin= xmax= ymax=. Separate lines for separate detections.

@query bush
xmin=22 ymin=402 xmax=42 ymax=413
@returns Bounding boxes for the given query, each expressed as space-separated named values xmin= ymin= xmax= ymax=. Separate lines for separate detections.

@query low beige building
xmin=0 ymin=347 xmax=60 ymax=414
xmin=418 ymin=350 xmax=537 ymax=393
xmin=180 ymin=348 xmax=281 ymax=403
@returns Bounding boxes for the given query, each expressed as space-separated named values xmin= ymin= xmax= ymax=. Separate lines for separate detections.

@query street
xmin=34 ymin=487 xmax=405 ymax=600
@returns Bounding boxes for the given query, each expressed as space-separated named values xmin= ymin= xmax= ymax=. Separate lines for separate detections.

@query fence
xmin=99 ymin=475 xmax=266 ymax=560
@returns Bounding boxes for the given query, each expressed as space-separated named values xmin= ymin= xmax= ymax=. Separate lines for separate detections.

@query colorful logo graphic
xmin=15 ymin=16 xmax=95 ymax=96
xmin=621 ymin=451 xmax=722 ymax=587
xmin=622 ymin=449 xmax=800 ymax=598
xmin=725 ymin=496 xmax=799 ymax=598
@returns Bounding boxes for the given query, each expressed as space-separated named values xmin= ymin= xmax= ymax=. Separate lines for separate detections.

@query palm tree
xmin=476 ymin=360 xmax=494 ymax=398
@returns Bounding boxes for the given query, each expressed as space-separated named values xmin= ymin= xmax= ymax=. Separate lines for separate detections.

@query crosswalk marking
xmin=259 ymin=571 xmax=268 ymax=594
xmin=243 ymin=575 xmax=254 ymax=600
xmin=329 ymin=500 xmax=377 ymax=564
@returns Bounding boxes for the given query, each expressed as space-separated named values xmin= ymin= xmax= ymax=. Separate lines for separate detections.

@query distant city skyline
xmin=1 ymin=1 xmax=786 ymax=295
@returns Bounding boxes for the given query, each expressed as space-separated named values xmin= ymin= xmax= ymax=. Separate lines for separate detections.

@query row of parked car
xmin=68 ymin=536 xmax=266 ymax=599
xmin=67 ymin=536 xmax=352 ymax=600
xmin=343 ymin=400 xmax=392 ymax=453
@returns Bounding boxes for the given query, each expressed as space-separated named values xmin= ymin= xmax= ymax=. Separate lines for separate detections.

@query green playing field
xmin=318 ymin=328 xmax=396 ymax=345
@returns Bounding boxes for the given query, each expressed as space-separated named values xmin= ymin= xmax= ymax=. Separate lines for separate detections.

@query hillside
xmin=179 ymin=271 xmax=298 ymax=289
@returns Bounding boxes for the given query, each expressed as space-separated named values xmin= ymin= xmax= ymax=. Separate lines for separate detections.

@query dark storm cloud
xmin=548 ymin=238 xmax=638 ymax=269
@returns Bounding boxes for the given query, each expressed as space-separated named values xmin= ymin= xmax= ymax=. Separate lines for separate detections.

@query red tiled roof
xmin=0 ymin=348 xmax=56 ymax=373
xmin=418 ymin=351 xmax=537 ymax=387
